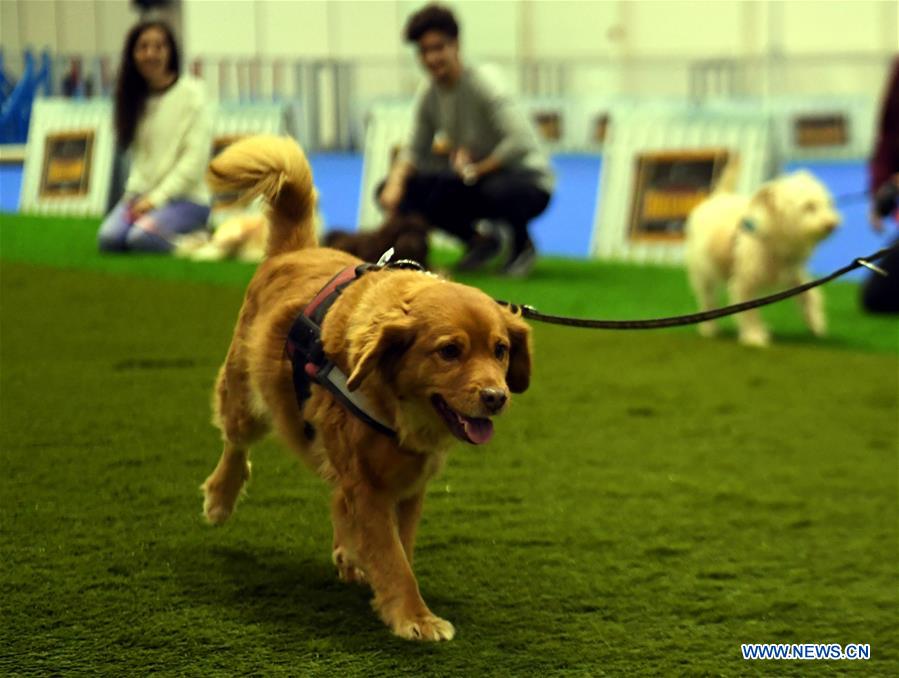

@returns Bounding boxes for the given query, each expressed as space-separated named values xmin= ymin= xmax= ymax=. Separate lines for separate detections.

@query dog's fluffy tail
xmin=206 ymin=135 xmax=317 ymax=257
xmin=713 ymin=155 xmax=741 ymax=194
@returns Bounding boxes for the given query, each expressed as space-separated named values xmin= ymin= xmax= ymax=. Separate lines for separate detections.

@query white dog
xmin=685 ymin=166 xmax=840 ymax=347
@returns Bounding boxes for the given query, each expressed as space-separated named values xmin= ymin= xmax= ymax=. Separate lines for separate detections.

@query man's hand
xmin=379 ymin=179 xmax=405 ymax=213
xmin=380 ymin=158 xmax=415 ymax=213
xmin=451 ymin=147 xmax=473 ymax=175
xmin=451 ymin=148 xmax=503 ymax=186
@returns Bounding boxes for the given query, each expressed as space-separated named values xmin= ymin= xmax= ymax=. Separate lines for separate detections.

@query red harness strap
xmin=284 ymin=264 xmax=397 ymax=438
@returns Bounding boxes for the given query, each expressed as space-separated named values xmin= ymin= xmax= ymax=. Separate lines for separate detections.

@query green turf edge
xmin=2 ymin=212 xmax=897 ymax=356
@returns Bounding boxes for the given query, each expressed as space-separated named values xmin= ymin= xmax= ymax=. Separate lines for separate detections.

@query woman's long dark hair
xmin=114 ymin=20 xmax=181 ymax=149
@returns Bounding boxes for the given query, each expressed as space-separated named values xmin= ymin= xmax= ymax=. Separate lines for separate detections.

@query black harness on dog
xmin=284 ymin=252 xmax=424 ymax=439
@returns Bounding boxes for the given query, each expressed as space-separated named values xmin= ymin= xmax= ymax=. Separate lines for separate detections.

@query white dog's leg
xmin=688 ymin=267 xmax=720 ymax=338
xmin=795 ymin=281 xmax=827 ymax=337
xmin=729 ymin=278 xmax=770 ymax=347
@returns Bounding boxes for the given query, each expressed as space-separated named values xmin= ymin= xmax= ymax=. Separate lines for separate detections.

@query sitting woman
xmin=98 ymin=20 xmax=212 ymax=253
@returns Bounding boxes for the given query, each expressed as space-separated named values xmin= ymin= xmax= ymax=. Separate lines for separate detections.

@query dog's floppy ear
xmin=346 ymin=316 xmax=417 ymax=391
xmin=504 ymin=310 xmax=532 ymax=393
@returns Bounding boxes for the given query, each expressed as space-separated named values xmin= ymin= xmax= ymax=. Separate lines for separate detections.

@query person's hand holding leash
xmin=870 ymin=173 xmax=899 ymax=233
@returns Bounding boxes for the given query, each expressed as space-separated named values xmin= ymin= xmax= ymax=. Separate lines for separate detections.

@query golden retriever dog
xmin=685 ymin=165 xmax=840 ymax=347
xmin=200 ymin=135 xmax=531 ymax=641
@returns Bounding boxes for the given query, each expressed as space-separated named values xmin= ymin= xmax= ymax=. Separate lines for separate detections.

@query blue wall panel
xmin=0 ymin=164 xmax=23 ymax=213
xmin=309 ymin=152 xmax=363 ymax=231
xmin=531 ymin=153 xmax=602 ymax=259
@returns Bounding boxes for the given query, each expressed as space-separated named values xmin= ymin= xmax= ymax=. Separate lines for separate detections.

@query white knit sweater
xmin=125 ymin=75 xmax=212 ymax=207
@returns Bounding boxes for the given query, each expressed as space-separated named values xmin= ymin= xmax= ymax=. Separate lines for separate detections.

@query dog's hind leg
xmin=397 ymin=492 xmax=425 ymax=566
xmin=330 ymin=490 xmax=424 ymax=585
xmin=202 ymin=357 xmax=269 ymax=525
xmin=688 ymin=267 xmax=720 ymax=338
xmin=729 ymin=277 xmax=770 ymax=347
xmin=331 ymin=488 xmax=367 ymax=585
xmin=793 ymin=275 xmax=826 ymax=337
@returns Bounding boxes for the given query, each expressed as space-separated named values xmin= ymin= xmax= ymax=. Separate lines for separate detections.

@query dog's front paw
xmin=203 ymin=488 xmax=240 ymax=525
xmin=808 ymin=315 xmax=827 ymax=337
xmin=332 ymin=546 xmax=367 ymax=585
xmin=375 ymin=598 xmax=455 ymax=641
xmin=201 ymin=460 xmax=251 ymax=525
xmin=739 ymin=327 xmax=770 ymax=348
xmin=391 ymin=613 xmax=456 ymax=642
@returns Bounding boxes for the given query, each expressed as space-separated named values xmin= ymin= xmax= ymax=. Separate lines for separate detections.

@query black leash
xmin=496 ymin=247 xmax=894 ymax=331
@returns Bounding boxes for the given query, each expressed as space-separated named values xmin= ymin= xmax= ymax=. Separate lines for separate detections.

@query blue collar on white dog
xmin=740 ymin=217 xmax=758 ymax=234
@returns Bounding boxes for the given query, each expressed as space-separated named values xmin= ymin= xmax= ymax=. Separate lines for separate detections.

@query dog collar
xmin=285 ymin=250 xmax=424 ymax=439
xmin=740 ymin=217 xmax=758 ymax=234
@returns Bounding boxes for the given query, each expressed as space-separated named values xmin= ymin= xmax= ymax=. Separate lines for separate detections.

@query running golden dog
xmin=200 ymin=135 xmax=531 ymax=641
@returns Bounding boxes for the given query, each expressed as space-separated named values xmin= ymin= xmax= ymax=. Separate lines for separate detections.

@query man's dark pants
xmin=395 ymin=169 xmax=550 ymax=254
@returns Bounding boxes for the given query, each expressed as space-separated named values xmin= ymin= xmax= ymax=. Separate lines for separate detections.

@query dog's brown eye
xmin=439 ymin=344 xmax=461 ymax=360
xmin=495 ymin=343 xmax=508 ymax=360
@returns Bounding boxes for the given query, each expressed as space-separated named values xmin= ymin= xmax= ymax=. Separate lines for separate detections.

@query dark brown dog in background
xmin=324 ymin=214 xmax=431 ymax=267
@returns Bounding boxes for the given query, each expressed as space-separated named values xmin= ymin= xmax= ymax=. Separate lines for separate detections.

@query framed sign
xmin=39 ymin=131 xmax=94 ymax=198
xmin=592 ymin=109 xmax=770 ymax=264
xmin=19 ymin=99 xmax=115 ymax=215
xmin=793 ymin=114 xmax=849 ymax=148
xmin=627 ymin=149 xmax=730 ymax=242
xmin=533 ymin=111 xmax=562 ymax=142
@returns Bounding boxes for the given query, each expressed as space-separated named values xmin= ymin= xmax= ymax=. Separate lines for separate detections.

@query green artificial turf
xmin=1 ymin=213 xmax=897 ymax=675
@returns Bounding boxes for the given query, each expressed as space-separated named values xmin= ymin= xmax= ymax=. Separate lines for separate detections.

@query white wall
xmin=7 ymin=0 xmax=896 ymax=58
xmin=3 ymin=0 xmax=896 ymax=98
xmin=2 ymin=0 xmax=142 ymax=55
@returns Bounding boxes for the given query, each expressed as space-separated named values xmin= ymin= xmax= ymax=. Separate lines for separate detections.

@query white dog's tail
xmin=206 ymin=135 xmax=317 ymax=257
xmin=713 ymin=155 xmax=741 ymax=194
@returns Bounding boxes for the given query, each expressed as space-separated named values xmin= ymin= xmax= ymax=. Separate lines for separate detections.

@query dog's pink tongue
xmin=462 ymin=416 xmax=493 ymax=445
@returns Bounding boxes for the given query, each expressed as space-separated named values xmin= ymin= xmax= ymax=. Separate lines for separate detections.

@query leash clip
xmin=376 ymin=247 xmax=395 ymax=267
xmin=857 ymin=258 xmax=888 ymax=277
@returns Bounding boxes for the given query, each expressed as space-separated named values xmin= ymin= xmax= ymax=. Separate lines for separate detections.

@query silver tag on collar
xmin=376 ymin=247 xmax=395 ymax=267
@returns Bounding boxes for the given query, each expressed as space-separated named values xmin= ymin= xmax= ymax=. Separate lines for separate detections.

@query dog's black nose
xmin=480 ymin=388 xmax=507 ymax=413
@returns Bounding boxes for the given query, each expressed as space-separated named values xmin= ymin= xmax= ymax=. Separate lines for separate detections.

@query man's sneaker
xmin=456 ymin=234 xmax=502 ymax=272
xmin=501 ymin=242 xmax=537 ymax=277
